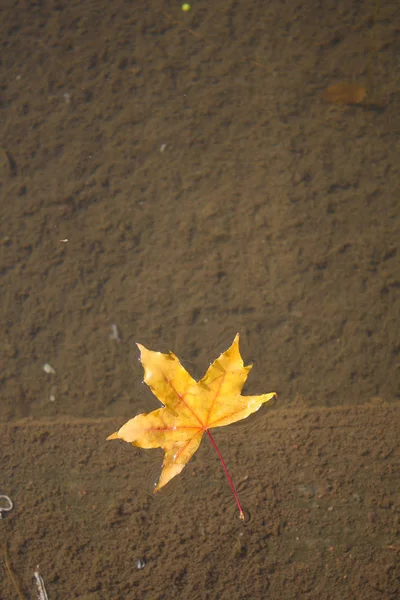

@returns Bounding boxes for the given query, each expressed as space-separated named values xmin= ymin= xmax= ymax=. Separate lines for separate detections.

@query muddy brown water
xmin=1 ymin=0 xmax=399 ymax=598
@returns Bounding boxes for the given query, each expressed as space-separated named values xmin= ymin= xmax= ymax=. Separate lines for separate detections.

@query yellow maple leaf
xmin=108 ymin=334 xmax=276 ymax=519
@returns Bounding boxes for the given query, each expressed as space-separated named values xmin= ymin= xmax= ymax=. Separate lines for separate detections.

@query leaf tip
xmin=227 ymin=333 xmax=241 ymax=357
xmin=153 ymin=481 xmax=161 ymax=494
xmin=106 ymin=431 xmax=120 ymax=440
xmin=266 ymin=392 xmax=278 ymax=403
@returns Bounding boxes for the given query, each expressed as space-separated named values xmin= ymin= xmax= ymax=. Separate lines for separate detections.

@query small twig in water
xmin=34 ymin=565 xmax=49 ymax=600
xmin=4 ymin=543 xmax=25 ymax=600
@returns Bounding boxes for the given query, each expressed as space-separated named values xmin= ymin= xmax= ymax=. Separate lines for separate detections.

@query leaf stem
xmin=206 ymin=429 xmax=245 ymax=520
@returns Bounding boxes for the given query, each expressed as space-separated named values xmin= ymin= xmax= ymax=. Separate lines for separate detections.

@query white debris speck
xmin=43 ymin=363 xmax=56 ymax=375
xmin=160 ymin=144 xmax=167 ymax=152
xmin=109 ymin=323 xmax=121 ymax=342
xmin=136 ymin=558 xmax=146 ymax=570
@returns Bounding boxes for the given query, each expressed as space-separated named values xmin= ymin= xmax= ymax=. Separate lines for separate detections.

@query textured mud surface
xmin=1 ymin=0 xmax=399 ymax=597
xmin=1 ymin=405 xmax=400 ymax=599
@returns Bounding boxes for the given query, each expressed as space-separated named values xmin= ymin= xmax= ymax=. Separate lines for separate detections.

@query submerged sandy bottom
xmin=1 ymin=0 xmax=399 ymax=597
xmin=1 ymin=403 xmax=399 ymax=599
